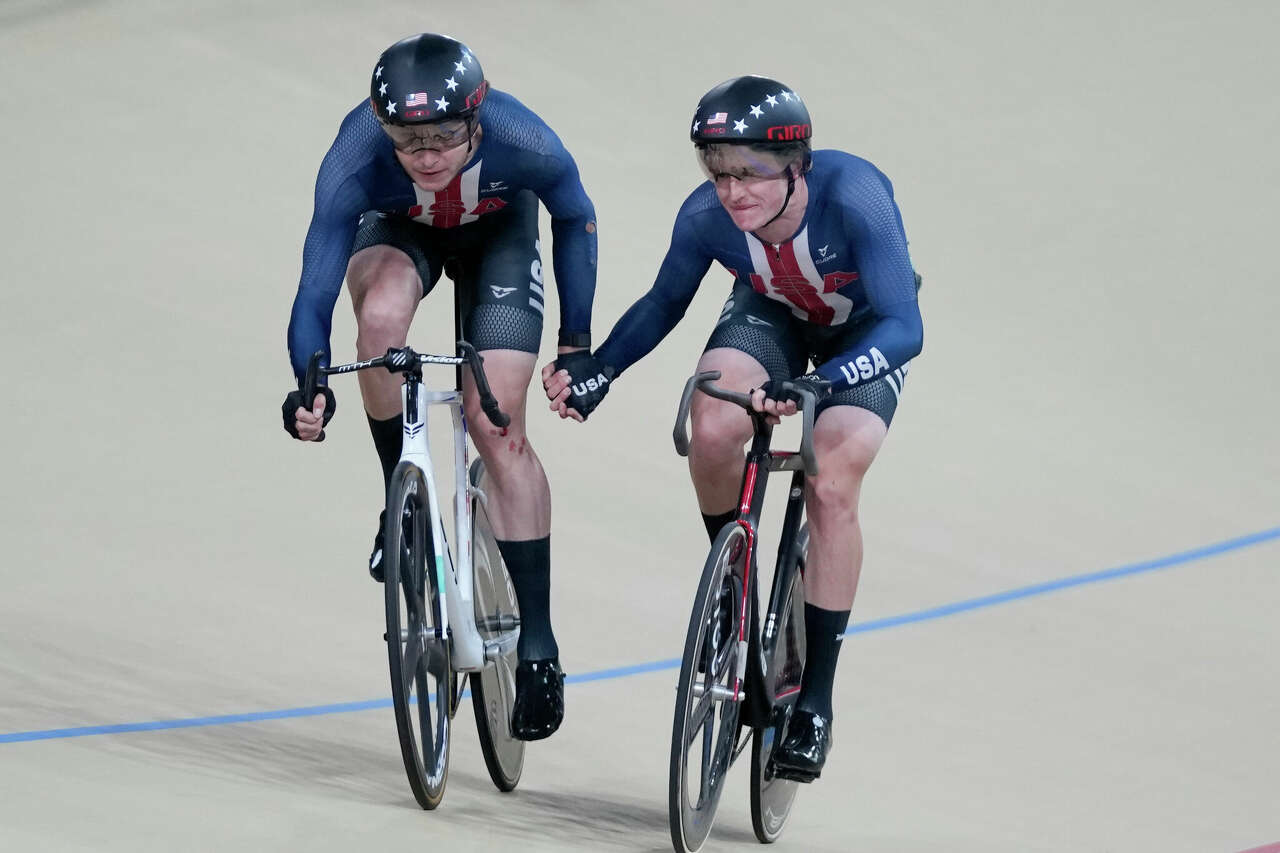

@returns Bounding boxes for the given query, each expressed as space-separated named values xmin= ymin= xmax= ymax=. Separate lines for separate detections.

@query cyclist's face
xmin=383 ymin=119 xmax=477 ymax=191
xmin=698 ymin=146 xmax=794 ymax=233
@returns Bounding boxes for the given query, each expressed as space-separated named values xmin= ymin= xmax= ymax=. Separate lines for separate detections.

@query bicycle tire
xmin=750 ymin=523 xmax=808 ymax=842
xmin=669 ymin=522 xmax=749 ymax=853
xmin=385 ymin=461 xmax=453 ymax=810
xmin=467 ymin=458 xmax=525 ymax=792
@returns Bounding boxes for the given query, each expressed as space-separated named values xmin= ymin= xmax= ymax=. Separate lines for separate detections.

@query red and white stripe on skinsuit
xmin=743 ymin=226 xmax=856 ymax=326
xmin=408 ymin=161 xmax=484 ymax=228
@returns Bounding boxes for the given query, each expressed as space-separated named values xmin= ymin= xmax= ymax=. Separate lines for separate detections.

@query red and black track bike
xmin=667 ymin=370 xmax=823 ymax=853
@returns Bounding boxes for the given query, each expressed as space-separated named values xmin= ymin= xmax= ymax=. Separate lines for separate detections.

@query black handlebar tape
xmin=673 ymin=370 xmax=720 ymax=456
xmin=481 ymin=396 xmax=511 ymax=429
xmin=302 ymin=350 xmax=327 ymax=443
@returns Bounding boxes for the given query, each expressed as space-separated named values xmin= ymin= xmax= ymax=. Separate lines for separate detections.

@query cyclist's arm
xmin=812 ymin=169 xmax=922 ymax=389
xmin=594 ymin=218 xmax=712 ymax=376
xmin=286 ymin=160 xmax=370 ymax=384
xmin=525 ymin=143 xmax=598 ymax=346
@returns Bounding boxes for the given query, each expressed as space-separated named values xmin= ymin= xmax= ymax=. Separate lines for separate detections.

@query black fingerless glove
xmin=554 ymin=351 xmax=615 ymax=420
xmin=758 ymin=373 xmax=832 ymax=408
xmin=281 ymin=387 xmax=336 ymax=439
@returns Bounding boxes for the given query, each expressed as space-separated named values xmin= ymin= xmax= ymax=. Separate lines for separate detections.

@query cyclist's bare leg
xmin=464 ymin=348 xmax=563 ymax=717
xmin=688 ymin=347 xmax=769 ymax=514
xmin=346 ymin=245 xmax=422 ymax=419
xmin=461 ymin=349 xmax=549 ymax=540
xmin=772 ymin=404 xmax=888 ymax=773
xmin=803 ymin=405 xmax=888 ymax=610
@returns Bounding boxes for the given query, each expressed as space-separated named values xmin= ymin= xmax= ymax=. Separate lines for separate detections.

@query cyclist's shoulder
xmin=319 ymin=101 xmax=392 ymax=187
xmin=668 ymin=182 xmax=728 ymax=248
xmin=675 ymin=181 xmax=725 ymax=224
xmin=814 ymin=149 xmax=896 ymax=208
xmin=478 ymin=89 xmax=565 ymax=158
xmin=811 ymin=149 xmax=894 ymax=195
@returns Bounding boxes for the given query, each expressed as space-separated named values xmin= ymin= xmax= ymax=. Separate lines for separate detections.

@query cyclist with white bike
xmin=283 ymin=33 xmax=599 ymax=741
xmin=543 ymin=75 xmax=923 ymax=780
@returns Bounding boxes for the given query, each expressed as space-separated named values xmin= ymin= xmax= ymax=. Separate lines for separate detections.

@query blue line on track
xmin=3 ymin=525 xmax=1277 ymax=745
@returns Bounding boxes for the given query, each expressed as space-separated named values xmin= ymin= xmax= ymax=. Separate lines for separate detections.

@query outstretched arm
xmin=594 ymin=224 xmax=712 ymax=376
xmin=526 ymin=144 xmax=598 ymax=348
xmin=286 ymin=141 xmax=371 ymax=383
xmin=541 ymin=213 xmax=711 ymax=420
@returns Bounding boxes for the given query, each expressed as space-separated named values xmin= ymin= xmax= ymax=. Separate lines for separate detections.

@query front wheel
xmin=468 ymin=458 xmax=525 ymax=792
xmin=669 ymin=522 xmax=749 ymax=853
xmin=385 ymin=461 xmax=453 ymax=810
xmin=750 ymin=524 xmax=808 ymax=842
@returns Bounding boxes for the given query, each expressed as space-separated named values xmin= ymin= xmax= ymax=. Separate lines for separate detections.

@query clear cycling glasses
xmin=695 ymin=145 xmax=791 ymax=187
xmin=382 ymin=118 xmax=473 ymax=154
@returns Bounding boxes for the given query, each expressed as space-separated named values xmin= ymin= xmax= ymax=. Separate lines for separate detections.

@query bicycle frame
xmin=731 ymin=425 xmax=809 ymax=714
xmin=672 ymin=371 xmax=817 ymax=719
xmin=314 ymin=344 xmax=517 ymax=675
xmin=396 ymin=371 xmax=521 ymax=673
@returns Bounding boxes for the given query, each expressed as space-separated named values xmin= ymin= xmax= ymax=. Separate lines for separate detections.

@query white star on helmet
xmin=387 ymin=101 xmax=396 ymax=115
xmin=435 ymin=96 xmax=450 ymax=111
xmin=444 ymin=77 xmax=458 ymax=91
xmin=733 ymin=119 xmax=748 ymax=134
xmin=749 ymin=104 xmax=763 ymax=118
xmin=379 ymin=82 xmax=387 ymax=96
xmin=375 ymin=65 xmax=383 ymax=79
xmin=765 ymin=94 xmax=779 ymax=107
xmin=781 ymin=91 xmax=793 ymax=101
xmin=454 ymin=61 xmax=467 ymax=74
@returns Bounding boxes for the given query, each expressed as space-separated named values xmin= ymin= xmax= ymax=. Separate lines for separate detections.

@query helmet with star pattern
xmin=690 ymin=75 xmax=811 ymax=146
xmin=370 ymin=33 xmax=488 ymax=126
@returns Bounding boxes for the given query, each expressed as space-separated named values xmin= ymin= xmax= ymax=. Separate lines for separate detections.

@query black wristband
xmin=557 ymin=330 xmax=591 ymax=348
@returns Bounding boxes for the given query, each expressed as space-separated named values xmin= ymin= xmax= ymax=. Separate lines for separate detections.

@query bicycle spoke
xmin=711 ymin=633 xmax=735 ymax=678
xmin=698 ymin=710 xmax=714 ymax=799
xmin=399 ymin=566 xmax=425 ymax=620
xmin=415 ymin=666 xmax=435 ymax=749
xmin=423 ymin=636 xmax=448 ymax=678
xmin=401 ymin=631 xmax=424 ymax=682
xmin=685 ymin=688 xmax=715 ymax=748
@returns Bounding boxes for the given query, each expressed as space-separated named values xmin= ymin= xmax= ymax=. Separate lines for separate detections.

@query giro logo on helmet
xmin=464 ymin=80 xmax=489 ymax=110
xmin=766 ymin=123 xmax=811 ymax=141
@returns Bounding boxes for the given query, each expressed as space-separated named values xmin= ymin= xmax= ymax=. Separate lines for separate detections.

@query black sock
xmin=700 ymin=509 xmax=737 ymax=544
xmin=496 ymin=537 xmax=558 ymax=661
xmin=367 ymin=413 xmax=402 ymax=493
xmin=796 ymin=604 xmax=851 ymax=720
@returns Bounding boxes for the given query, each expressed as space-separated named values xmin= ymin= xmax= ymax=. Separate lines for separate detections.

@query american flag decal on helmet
xmin=405 ymin=92 xmax=430 ymax=106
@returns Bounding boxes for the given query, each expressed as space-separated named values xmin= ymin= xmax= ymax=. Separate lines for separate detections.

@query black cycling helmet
xmin=691 ymin=76 xmax=812 ymax=228
xmin=370 ymin=33 xmax=488 ymax=126
xmin=690 ymin=75 xmax=811 ymax=146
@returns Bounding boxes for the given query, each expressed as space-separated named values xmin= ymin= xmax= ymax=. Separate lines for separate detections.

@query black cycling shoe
xmin=772 ymin=709 xmax=833 ymax=783
xmin=369 ymin=507 xmax=418 ymax=583
xmin=511 ymin=657 xmax=565 ymax=741
xmin=369 ymin=510 xmax=388 ymax=582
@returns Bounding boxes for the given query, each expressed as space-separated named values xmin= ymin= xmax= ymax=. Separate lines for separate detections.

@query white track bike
xmin=303 ymin=342 xmax=524 ymax=808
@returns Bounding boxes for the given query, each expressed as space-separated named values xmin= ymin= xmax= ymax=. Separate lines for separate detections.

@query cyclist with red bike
xmin=543 ymin=75 xmax=923 ymax=781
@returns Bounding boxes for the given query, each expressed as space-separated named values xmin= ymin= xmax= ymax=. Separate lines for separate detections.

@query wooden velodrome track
xmin=2 ymin=1 xmax=1276 ymax=851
